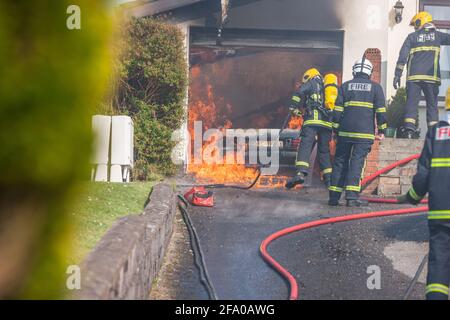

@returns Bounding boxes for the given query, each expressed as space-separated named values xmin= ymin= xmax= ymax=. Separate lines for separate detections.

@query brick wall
xmin=365 ymin=48 xmax=381 ymax=84
xmin=363 ymin=138 xmax=424 ymax=196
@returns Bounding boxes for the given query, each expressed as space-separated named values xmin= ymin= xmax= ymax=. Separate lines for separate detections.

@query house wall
xmin=223 ymin=0 xmax=419 ymax=97
xmin=130 ymin=0 xmax=425 ymax=164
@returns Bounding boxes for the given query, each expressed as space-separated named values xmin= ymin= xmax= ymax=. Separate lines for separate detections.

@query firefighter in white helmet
xmin=329 ymin=56 xmax=387 ymax=207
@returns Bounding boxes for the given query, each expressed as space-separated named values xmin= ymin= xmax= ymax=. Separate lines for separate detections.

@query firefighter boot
xmin=346 ymin=198 xmax=369 ymax=207
xmin=399 ymin=126 xmax=417 ymax=139
xmin=285 ymin=171 xmax=306 ymax=189
xmin=328 ymin=199 xmax=339 ymax=206
xmin=323 ymin=173 xmax=331 ymax=188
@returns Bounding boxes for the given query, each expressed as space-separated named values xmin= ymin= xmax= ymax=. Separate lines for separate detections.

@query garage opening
xmin=187 ymin=27 xmax=344 ymax=187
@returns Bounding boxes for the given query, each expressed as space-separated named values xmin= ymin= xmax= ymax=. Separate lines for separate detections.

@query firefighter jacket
xmin=290 ymin=76 xmax=332 ymax=130
xmin=395 ymin=24 xmax=450 ymax=84
xmin=406 ymin=121 xmax=450 ymax=220
xmin=332 ymin=74 xmax=387 ymax=144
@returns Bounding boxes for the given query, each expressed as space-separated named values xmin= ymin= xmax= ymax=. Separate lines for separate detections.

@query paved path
xmin=152 ymin=187 xmax=429 ymax=300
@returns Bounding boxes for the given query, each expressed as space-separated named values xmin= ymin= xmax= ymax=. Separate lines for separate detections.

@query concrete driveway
xmin=151 ymin=187 xmax=429 ymax=300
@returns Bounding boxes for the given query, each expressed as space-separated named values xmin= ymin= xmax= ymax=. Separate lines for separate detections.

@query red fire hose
xmin=260 ymin=153 xmax=429 ymax=300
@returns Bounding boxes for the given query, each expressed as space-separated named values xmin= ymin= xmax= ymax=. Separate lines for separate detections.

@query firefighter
xmin=329 ymin=57 xmax=387 ymax=207
xmin=397 ymin=116 xmax=450 ymax=299
xmin=397 ymin=88 xmax=450 ymax=300
xmin=285 ymin=68 xmax=333 ymax=189
xmin=394 ymin=11 xmax=450 ymax=138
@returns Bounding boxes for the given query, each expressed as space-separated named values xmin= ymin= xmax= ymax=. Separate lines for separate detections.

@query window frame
xmin=420 ymin=0 xmax=450 ymax=29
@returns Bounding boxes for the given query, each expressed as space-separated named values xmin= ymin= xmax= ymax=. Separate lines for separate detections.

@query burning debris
xmin=187 ymin=45 xmax=342 ymax=188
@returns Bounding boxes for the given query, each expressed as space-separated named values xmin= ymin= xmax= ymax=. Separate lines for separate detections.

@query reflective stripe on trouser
xmin=296 ymin=126 xmax=332 ymax=175
xmin=329 ymin=141 xmax=371 ymax=201
xmin=426 ymin=220 xmax=450 ymax=300
xmin=404 ymin=81 xmax=439 ymax=130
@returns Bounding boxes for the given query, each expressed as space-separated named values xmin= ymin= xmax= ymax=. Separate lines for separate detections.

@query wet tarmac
xmin=151 ymin=187 xmax=429 ymax=300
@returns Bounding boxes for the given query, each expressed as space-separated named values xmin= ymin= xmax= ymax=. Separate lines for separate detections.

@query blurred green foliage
xmin=114 ymin=18 xmax=187 ymax=178
xmin=0 ymin=1 xmax=113 ymax=298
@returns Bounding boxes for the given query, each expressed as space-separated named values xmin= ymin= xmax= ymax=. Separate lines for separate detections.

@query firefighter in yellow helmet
xmin=286 ymin=68 xmax=334 ymax=189
xmin=397 ymin=88 xmax=450 ymax=299
xmin=394 ymin=11 xmax=450 ymax=138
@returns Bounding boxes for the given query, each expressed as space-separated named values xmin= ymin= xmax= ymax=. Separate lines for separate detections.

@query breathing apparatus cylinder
xmin=324 ymin=73 xmax=338 ymax=110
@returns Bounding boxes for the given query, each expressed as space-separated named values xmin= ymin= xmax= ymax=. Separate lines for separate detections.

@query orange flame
xmin=187 ymin=66 xmax=261 ymax=186
xmin=287 ymin=116 xmax=303 ymax=130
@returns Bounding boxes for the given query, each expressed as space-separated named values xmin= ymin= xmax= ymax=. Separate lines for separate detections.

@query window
xmin=420 ymin=0 xmax=450 ymax=97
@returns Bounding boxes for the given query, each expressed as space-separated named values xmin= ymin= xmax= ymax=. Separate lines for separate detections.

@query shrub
xmin=0 ymin=2 xmax=113 ymax=298
xmin=115 ymin=18 xmax=187 ymax=178
xmin=386 ymin=87 xmax=408 ymax=130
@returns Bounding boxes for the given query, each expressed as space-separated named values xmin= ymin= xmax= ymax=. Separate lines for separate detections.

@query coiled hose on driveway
xmin=260 ymin=154 xmax=429 ymax=300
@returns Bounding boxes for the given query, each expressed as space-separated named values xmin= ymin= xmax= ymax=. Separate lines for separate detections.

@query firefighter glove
xmin=393 ymin=76 xmax=401 ymax=90
xmin=289 ymin=107 xmax=302 ymax=117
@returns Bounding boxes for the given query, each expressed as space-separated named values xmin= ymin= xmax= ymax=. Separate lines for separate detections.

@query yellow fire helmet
xmin=410 ymin=11 xmax=433 ymax=29
xmin=302 ymin=68 xmax=321 ymax=83
xmin=446 ymin=87 xmax=450 ymax=111
xmin=324 ymin=73 xmax=338 ymax=110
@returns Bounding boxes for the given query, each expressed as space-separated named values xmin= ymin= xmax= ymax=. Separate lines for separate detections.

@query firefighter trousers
xmin=329 ymin=141 xmax=371 ymax=200
xmin=295 ymin=125 xmax=332 ymax=178
xmin=404 ymin=81 xmax=440 ymax=130
xmin=426 ymin=219 xmax=450 ymax=300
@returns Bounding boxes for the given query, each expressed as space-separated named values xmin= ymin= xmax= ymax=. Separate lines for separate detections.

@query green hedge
xmin=0 ymin=2 xmax=112 ymax=298
xmin=115 ymin=18 xmax=187 ymax=179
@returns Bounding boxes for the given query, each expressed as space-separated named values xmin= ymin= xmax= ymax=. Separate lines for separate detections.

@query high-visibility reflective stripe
xmin=431 ymin=164 xmax=450 ymax=167
xmin=407 ymin=75 xmax=440 ymax=82
xmin=332 ymin=123 xmax=340 ymax=129
xmin=322 ymin=168 xmax=332 ymax=175
xmin=338 ymin=131 xmax=375 ymax=140
xmin=329 ymin=186 xmax=343 ymax=192
xmin=426 ymin=283 xmax=449 ymax=295
xmin=431 ymin=158 xmax=450 ymax=162
xmin=431 ymin=158 xmax=450 ymax=167
xmin=291 ymin=96 xmax=301 ymax=102
xmin=376 ymin=108 xmax=386 ymax=113
xmin=404 ymin=118 xmax=416 ymax=124
xmin=303 ymin=120 xmax=332 ymax=128
xmin=344 ymin=101 xmax=374 ymax=109
xmin=346 ymin=185 xmax=361 ymax=192
xmin=410 ymin=46 xmax=440 ymax=54
xmin=396 ymin=63 xmax=405 ymax=70
xmin=296 ymin=161 xmax=309 ymax=168
xmin=334 ymin=106 xmax=344 ymax=112
xmin=429 ymin=215 xmax=450 ymax=220
xmin=314 ymin=110 xmax=319 ymax=120
xmin=408 ymin=187 xmax=422 ymax=201
xmin=429 ymin=211 xmax=450 ymax=220
xmin=378 ymin=123 xmax=387 ymax=130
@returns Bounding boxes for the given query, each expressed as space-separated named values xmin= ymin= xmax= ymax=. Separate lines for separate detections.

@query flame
xmin=187 ymin=66 xmax=261 ymax=186
xmin=187 ymin=60 xmax=304 ymax=188
xmin=287 ymin=116 xmax=303 ymax=130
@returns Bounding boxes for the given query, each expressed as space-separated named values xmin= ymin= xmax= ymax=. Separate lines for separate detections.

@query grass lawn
xmin=69 ymin=181 xmax=154 ymax=264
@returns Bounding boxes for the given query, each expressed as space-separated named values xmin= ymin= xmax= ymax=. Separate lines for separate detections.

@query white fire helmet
xmin=352 ymin=57 xmax=373 ymax=77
